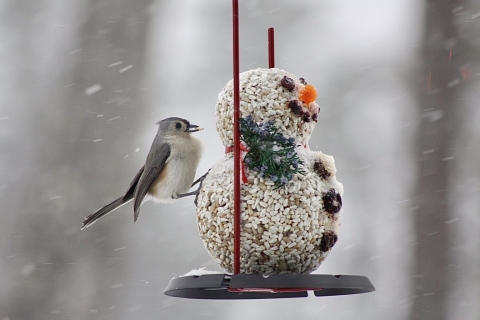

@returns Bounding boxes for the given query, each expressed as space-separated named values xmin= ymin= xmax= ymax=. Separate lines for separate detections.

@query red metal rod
xmin=232 ymin=0 xmax=241 ymax=275
xmin=268 ymin=27 xmax=275 ymax=68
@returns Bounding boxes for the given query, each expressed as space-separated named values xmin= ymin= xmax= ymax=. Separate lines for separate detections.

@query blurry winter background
xmin=1 ymin=0 xmax=479 ymax=319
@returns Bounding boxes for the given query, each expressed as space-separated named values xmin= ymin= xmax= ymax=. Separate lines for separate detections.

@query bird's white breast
xmin=150 ymin=135 xmax=202 ymax=202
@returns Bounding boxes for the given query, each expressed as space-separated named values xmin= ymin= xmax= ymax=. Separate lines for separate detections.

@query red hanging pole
xmin=232 ymin=0 xmax=241 ymax=275
xmin=268 ymin=27 xmax=275 ymax=68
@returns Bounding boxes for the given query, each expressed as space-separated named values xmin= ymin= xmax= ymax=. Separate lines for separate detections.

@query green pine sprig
xmin=239 ymin=115 xmax=305 ymax=188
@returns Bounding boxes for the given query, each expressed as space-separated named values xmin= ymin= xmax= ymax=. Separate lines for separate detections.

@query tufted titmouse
xmin=82 ymin=117 xmax=203 ymax=229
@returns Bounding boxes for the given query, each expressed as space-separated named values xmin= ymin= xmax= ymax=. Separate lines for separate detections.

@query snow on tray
xmin=181 ymin=268 xmax=223 ymax=277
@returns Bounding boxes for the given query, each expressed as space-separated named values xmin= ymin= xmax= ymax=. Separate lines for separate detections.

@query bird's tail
xmin=82 ymin=196 xmax=132 ymax=230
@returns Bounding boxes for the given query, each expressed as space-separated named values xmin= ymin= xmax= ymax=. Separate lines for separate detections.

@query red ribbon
xmin=226 ymin=143 xmax=249 ymax=183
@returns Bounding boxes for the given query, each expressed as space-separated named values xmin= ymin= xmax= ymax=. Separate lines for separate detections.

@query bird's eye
xmin=175 ymin=122 xmax=182 ymax=130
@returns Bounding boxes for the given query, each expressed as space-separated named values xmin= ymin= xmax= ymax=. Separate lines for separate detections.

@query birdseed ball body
xmin=196 ymin=149 xmax=343 ymax=274
xmin=216 ymin=68 xmax=320 ymax=147
xmin=198 ymin=67 xmax=342 ymax=274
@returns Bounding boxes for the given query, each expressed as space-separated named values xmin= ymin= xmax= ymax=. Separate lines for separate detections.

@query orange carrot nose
xmin=299 ymin=84 xmax=317 ymax=105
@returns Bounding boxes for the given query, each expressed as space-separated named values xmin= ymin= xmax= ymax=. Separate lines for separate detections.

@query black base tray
xmin=164 ymin=273 xmax=375 ymax=299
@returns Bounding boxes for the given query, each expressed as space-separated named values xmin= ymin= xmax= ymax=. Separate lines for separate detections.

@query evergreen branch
xmin=240 ymin=115 xmax=305 ymax=188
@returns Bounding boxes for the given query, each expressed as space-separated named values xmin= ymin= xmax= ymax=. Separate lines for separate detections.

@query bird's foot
xmin=176 ymin=169 xmax=210 ymax=206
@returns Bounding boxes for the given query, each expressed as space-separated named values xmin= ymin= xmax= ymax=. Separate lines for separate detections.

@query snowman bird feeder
xmin=164 ymin=1 xmax=374 ymax=299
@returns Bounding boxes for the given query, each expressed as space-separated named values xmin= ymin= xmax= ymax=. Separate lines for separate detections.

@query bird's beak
xmin=186 ymin=124 xmax=204 ymax=132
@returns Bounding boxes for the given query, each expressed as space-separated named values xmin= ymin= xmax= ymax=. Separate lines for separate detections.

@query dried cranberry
xmin=313 ymin=160 xmax=330 ymax=179
xmin=280 ymin=76 xmax=295 ymax=91
xmin=302 ymin=113 xmax=311 ymax=122
xmin=322 ymin=188 xmax=342 ymax=214
xmin=288 ymin=100 xmax=303 ymax=115
xmin=319 ymin=232 xmax=338 ymax=252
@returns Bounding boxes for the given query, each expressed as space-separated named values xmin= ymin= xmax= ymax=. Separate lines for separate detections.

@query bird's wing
xmin=124 ymin=165 xmax=145 ymax=201
xmin=133 ymin=142 xmax=171 ymax=222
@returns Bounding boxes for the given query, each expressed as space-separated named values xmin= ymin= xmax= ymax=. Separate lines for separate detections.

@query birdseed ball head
xmin=195 ymin=149 xmax=343 ymax=274
xmin=215 ymin=68 xmax=320 ymax=147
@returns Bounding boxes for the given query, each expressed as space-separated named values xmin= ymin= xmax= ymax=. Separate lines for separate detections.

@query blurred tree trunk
xmin=410 ymin=1 xmax=468 ymax=319
xmin=1 ymin=0 xmax=154 ymax=318
xmin=70 ymin=0 xmax=156 ymax=317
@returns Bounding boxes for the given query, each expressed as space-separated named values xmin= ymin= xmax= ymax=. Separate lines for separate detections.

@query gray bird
xmin=82 ymin=117 xmax=203 ymax=229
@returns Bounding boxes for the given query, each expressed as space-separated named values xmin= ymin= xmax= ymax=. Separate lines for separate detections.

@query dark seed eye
xmin=280 ymin=76 xmax=296 ymax=91
xmin=299 ymin=77 xmax=307 ymax=85
xmin=175 ymin=122 xmax=182 ymax=129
